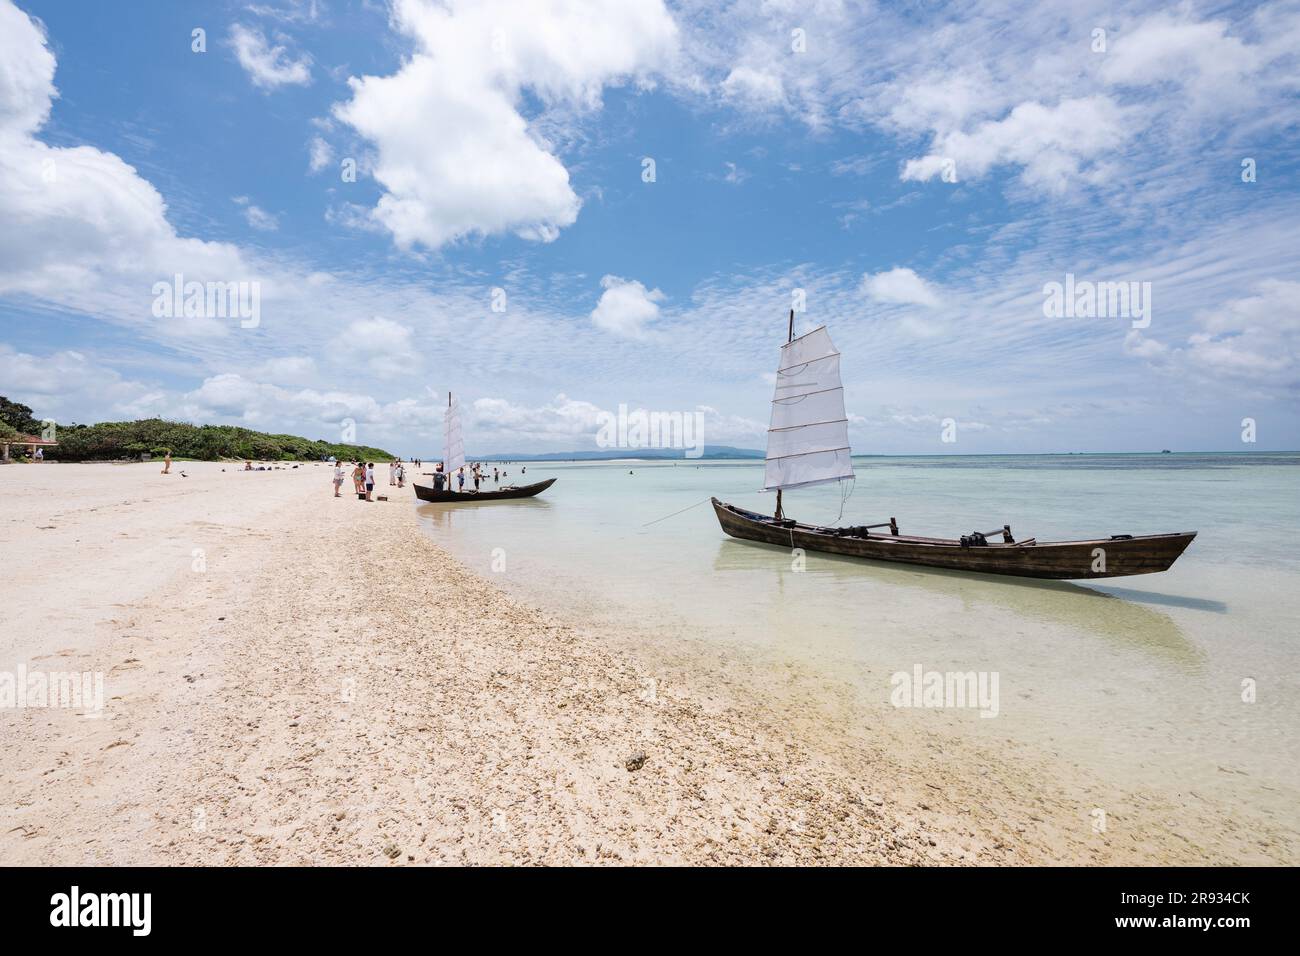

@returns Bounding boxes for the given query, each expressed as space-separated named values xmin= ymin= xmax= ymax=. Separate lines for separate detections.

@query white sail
xmin=444 ymin=394 xmax=465 ymax=474
xmin=763 ymin=325 xmax=855 ymax=491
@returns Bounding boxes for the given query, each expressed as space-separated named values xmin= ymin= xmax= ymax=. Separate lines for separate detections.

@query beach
xmin=1 ymin=460 xmax=1294 ymax=865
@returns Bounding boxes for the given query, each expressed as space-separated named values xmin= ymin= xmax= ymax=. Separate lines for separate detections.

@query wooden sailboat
xmin=711 ymin=313 xmax=1195 ymax=580
xmin=412 ymin=392 xmax=556 ymax=503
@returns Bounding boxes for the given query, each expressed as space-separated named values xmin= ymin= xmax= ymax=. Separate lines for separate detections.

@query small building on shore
xmin=0 ymin=433 xmax=58 ymax=462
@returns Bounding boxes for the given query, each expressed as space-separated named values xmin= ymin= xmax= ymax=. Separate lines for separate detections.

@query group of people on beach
xmin=426 ymin=461 xmax=513 ymax=493
xmin=332 ymin=460 xmax=400 ymax=500
xmin=329 ymin=458 xmax=522 ymax=498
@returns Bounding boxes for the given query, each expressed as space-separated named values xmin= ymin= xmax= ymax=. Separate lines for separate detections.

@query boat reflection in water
xmin=712 ymin=537 xmax=1204 ymax=668
xmin=417 ymin=496 xmax=552 ymax=529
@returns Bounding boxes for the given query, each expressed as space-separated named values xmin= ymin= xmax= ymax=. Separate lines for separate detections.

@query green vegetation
xmin=0 ymin=397 xmax=40 ymax=435
xmin=0 ymin=396 xmax=394 ymax=462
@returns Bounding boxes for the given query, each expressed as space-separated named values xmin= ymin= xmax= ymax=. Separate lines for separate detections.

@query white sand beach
xmin=0 ymin=461 xmax=1292 ymax=865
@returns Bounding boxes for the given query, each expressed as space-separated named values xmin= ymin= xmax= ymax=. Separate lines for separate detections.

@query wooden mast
xmin=774 ymin=308 xmax=794 ymax=521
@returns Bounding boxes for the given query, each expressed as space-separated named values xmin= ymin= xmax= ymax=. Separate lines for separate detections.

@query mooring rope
xmin=640 ymin=495 xmax=715 ymax=528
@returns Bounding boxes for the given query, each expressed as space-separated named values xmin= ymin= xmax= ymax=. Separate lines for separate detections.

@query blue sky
xmin=1 ymin=0 xmax=1297 ymax=457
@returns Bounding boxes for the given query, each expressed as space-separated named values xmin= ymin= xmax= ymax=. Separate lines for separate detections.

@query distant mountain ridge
xmin=471 ymin=445 xmax=763 ymax=461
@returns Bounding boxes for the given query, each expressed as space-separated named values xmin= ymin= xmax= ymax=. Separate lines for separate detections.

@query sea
xmin=415 ymin=453 xmax=1300 ymax=834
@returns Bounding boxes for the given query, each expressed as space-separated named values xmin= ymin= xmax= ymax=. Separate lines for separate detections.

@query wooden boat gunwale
xmin=712 ymin=497 xmax=1196 ymax=580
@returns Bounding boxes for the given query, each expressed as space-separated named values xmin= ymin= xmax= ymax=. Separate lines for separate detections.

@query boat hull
xmin=412 ymin=477 xmax=556 ymax=503
xmin=712 ymin=498 xmax=1194 ymax=580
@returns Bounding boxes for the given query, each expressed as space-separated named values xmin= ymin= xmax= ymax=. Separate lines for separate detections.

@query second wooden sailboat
xmin=412 ymin=392 xmax=557 ymax=503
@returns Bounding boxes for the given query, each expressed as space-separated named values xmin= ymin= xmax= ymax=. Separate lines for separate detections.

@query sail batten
xmin=763 ymin=326 xmax=854 ymax=492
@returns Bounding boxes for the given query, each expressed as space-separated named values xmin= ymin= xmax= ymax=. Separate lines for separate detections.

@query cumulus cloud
xmin=0 ymin=1 xmax=255 ymax=326
xmin=901 ymin=96 xmax=1128 ymax=193
xmin=861 ymin=267 xmax=941 ymax=308
xmin=328 ymin=317 xmax=419 ymax=377
xmin=590 ymin=275 xmax=665 ymax=338
xmin=229 ymin=23 xmax=312 ymax=90
xmin=0 ymin=344 xmax=165 ymax=422
xmin=720 ymin=65 xmax=784 ymax=108
xmin=1100 ymin=12 xmax=1261 ymax=101
xmin=0 ymin=0 xmax=55 ymax=136
xmin=1126 ymin=280 xmax=1300 ymax=393
xmin=332 ymin=0 xmax=678 ymax=250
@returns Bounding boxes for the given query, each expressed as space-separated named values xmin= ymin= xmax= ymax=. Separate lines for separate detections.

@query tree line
xmin=0 ymin=396 xmax=394 ymax=463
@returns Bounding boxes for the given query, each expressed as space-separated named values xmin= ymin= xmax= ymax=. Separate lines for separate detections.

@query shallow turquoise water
xmin=416 ymin=453 xmax=1300 ymax=828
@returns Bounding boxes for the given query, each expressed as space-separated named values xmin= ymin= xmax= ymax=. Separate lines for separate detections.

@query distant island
xmin=0 ymin=396 xmax=393 ymax=463
xmin=475 ymin=445 xmax=764 ymax=462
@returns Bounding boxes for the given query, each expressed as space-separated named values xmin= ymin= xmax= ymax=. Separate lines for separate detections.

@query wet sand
xmin=0 ymin=461 xmax=1291 ymax=864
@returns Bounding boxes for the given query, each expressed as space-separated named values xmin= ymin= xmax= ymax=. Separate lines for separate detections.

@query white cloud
xmin=331 ymin=0 xmax=678 ymax=250
xmin=0 ymin=1 xmax=253 ymax=321
xmin=720 ymin=65 xmax=784 ymax=108
xmin=861 ymin=267 xmax=941 ymax=308
xmin=0 ymin=344 xmax=163 ymax=422
xmin=901 ymin=96 xmax=1129 ymax=193
xmin=689 ymin=3 xmax=1300 ymax=197
xmin=249 ymin=355 xmax=317 ymax=384
xmin=307 ymin=135 xmax=333 ymax=173
xmin=1101 ymin=12 xmax=1261 ymax=99
xmin=1126 ymin=280 xmax=1300 ymax=393
xmin=328 ymin=317 xmax=418 ymax=376
xmin=591 ymin=275 xmax=665 ymax=338
xmin=464 ymin=394 xmax=765 ymax=450
xmin=233 ymin=195 xmax=279 ymax=231
xmin=229 ymin=23 xmax=312 ymax=90
xmin=0 ymin=0 xmax=55 ymax=136
xmin=469 ymin=393 xmax=606 ymax=441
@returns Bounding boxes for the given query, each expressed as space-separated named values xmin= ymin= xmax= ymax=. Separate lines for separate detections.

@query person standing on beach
xmin=161 ymin=450 xmax=171 ymax=474
xmin=365 ymin=462 xmax=375 ymax=500
xmin=333 ymin=462 xmax=345 ymax=497
xmin=395 ymin=461 xmax=405 ymax=488
xmin=352 ymin=461 xmax=365 ymax=496
xmin=389 ymin=461 xmax=396 ymax=486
